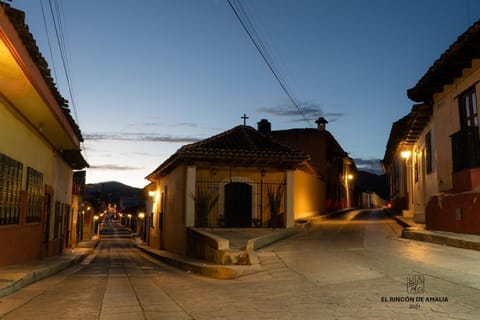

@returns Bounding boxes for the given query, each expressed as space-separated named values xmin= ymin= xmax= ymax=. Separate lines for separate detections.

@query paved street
xmin=1 ymin=209 xmax=480 ymax=319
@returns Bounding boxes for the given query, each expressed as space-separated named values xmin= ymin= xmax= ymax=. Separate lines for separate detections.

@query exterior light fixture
xmin=138 ymin=212 xmax=145 ymax=219
xmin=401 ymin=150 xmax=411 ymax=160
xmin=347 ymin=174 xmax=353 ymax=180
xmin=148 ymin=191 xmax=156 ymax=198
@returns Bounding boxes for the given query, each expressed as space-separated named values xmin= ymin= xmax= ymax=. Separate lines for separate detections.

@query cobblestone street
xmin=1 ymin=209 xmax=480 ymax=319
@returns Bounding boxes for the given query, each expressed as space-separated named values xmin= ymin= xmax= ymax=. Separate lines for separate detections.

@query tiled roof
xmin=2 ymin=3 xmax=83 ymax=142
xmin=408 ymin=19 xmax=480 ymax=102
xmin=147 ymin=125 xmax=308 ymax=178
xmin=382 ymin=103 xmax=432 ymax=169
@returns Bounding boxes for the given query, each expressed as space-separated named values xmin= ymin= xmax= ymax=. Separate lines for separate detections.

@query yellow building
xmin=265 ymin=117 xmax=356 ymax=211
xmin=384 ymin=19 xmax=480 ymax=234
xmin=145 ymin=125 xmax=323 ymax=255
xmin=0 ymin=4 xmax=87 ymax=266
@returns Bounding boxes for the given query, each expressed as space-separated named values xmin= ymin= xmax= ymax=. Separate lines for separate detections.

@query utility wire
xmin=48 ymin=0 xmax=77 ymax=116
xmin=227 ymin=0 xmax=312 ymax=127
xmin=40 ymin=0 xmax=58 ymax=82
xmin=44 ymin=0 xmax=88 ymax=162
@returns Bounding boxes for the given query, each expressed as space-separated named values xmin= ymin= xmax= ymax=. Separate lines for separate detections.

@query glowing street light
xmin=401 ymin=150 xmax=411 ymax=160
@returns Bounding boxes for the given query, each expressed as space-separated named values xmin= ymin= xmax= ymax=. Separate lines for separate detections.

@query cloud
xmin=84 ymin=132 xmax=201 ymax=143
xmin=353 ymin=158 xmax=384 ymax=175
xmin=125 ymin=121 xmax=199 ymax=129
xmin=89 ymin=164 xmax=142 ymax=171
xmin=257 ymin=101 xmax=344 ymax=123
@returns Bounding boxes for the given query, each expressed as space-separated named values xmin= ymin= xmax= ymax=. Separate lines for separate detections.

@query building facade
xmin=383 ymin=19 xmax=480 ymax=233
xmin=145 ymin=119 xmax=355 ymax=256
xmin=264 ymin=117 xmax=356 ymax=211
xmin=0 ymin=4 xmax=87 ymax=266
xmin=145 ymin=124 xmax=326 ymax=255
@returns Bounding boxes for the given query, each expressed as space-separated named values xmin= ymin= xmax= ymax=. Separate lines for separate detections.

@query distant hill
xmin=354 ymin=171 xmax=389 ymax=200
xmin=83 ymin=181 xmax=144 ymax=212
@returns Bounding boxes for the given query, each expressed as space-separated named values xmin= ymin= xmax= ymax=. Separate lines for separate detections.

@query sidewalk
xmin=385 ymin=208 xmax=480 ymax=251
xmin=0 ymin=239 xmax=98 ymax=298
xmin=0 ymin=208 xmax=383 ymax=298
xmin=4 ymin=208 xmax=480 ymax=299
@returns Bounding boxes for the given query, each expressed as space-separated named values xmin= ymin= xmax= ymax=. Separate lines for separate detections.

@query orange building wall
xmin=0 ymin=224 xmax=43 ymax=266
xmin=426 ymin=192 xmax=480 ymax=235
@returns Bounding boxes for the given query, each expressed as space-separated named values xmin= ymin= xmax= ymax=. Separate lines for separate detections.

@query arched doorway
xmin=224 ymin=182 xmax=252 ymax=227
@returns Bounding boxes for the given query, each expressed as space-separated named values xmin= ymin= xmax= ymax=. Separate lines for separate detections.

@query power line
xmin=227 ymin=0 xmax=312 ymax=127
xmin=43 ymin=0 xmax=88 ymax=162
xmin=47 ymin=0 xmax=77 ymax=118
xmin=40 ymin=0 xmax=57 ymax=81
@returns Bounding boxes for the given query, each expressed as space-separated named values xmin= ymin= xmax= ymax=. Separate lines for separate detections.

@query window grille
xmin=26 ymin=167 xmax=43 ymax=223
xmin=0 ymin=153 xmax=23 ymax=226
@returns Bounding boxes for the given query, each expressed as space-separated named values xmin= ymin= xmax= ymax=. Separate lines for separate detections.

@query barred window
xmin=0 ymin=153 xmax=23 ymax=226
xmin=26 ymin=167 xmax=43 ymax=223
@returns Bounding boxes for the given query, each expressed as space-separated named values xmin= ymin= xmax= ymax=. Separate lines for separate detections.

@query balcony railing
xmin=451 ymin=127 xmax=480 ymax=172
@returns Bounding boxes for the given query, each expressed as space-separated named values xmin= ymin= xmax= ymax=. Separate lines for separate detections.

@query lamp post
xmin=127 ymin=214 xmax=132 ymax=229
xmin=138 ymin=212 xmax=145 ymax=239
xmin=93 ymin=215 xmax=99 ymax=238
xmin=345 ymin=173 xmax=354 ymax=208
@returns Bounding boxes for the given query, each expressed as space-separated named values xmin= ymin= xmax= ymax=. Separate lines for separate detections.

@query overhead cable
xmin=227 ymin=0 xmax=312 ymax=127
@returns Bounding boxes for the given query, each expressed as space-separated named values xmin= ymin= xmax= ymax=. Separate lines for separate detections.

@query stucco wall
xmin=293 ymin=170 xmax=325 ymax=219
xmin=431 ymin=60 xmax=480 ymax=190
xmin=0 ymin=98 xmax=74 ymax=265
xmin=408 ymin=60 xmax=480 ymax=220
xmin=411 ymin=123 xmax=438 ymax=215
xmin=148 ymin=165 xmax=187 ymax=255
xmin=426 ymin=192 xmax=480 ymax=235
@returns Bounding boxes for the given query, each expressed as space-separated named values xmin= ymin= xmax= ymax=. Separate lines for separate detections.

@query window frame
xmin=0 ymin=153 xmax=23 ymax=226
xmin=26 ymin=167 xmax=43 ymax=224
xmin=459 ymin=86 xmax=478 ymax=129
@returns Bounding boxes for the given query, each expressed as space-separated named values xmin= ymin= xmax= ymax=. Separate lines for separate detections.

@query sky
xmin=10 ymin=0 xmax=480 ymax=188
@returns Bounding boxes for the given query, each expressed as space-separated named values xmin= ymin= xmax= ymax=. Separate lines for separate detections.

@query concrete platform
xmin=385 ymin=208 xmax=480 ymax=252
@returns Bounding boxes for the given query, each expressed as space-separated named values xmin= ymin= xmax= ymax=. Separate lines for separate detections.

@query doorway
xmin=224 ymin=182 xmax=252 ymax=227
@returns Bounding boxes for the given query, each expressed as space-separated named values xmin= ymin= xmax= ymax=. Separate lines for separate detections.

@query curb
xmin=136 ymin=244 xmax=262 ymax=280
xmin=0 ymin=240 xmax=99 ymax=299
xmin=295 ymin=208 xmax=356 ymax=228
xmin=402 ymin=227 xmax=480 ymax=251
xmin=0 ymin=253 xmax=87 ymax=299
xmin=246 ymin=227 xmax=298 ymax=251
xmin=383 ymin=208 xmax=480 ymax=252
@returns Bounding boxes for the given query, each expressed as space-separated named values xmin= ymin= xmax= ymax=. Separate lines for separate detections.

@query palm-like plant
xmin=193 ymin=188 xmax=218 ymax=227
xmin=267 ymin=183 xmax=284 ymax=229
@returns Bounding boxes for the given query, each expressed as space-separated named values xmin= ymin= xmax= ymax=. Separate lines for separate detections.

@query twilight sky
xmin=12 ymin=0 xmax=480 ymax=188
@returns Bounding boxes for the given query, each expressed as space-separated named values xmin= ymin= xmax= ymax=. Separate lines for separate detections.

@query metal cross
xmin=241 ymin=113 xmax=249 ymax=126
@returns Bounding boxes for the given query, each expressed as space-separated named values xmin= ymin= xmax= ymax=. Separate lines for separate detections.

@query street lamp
xmin=127 ymin=214 xmax=132 ymax=228
xmin=401 ymin=150 xmax=411 ymax=160
xmin=137 ymin=212 xmax=145 ymax=239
